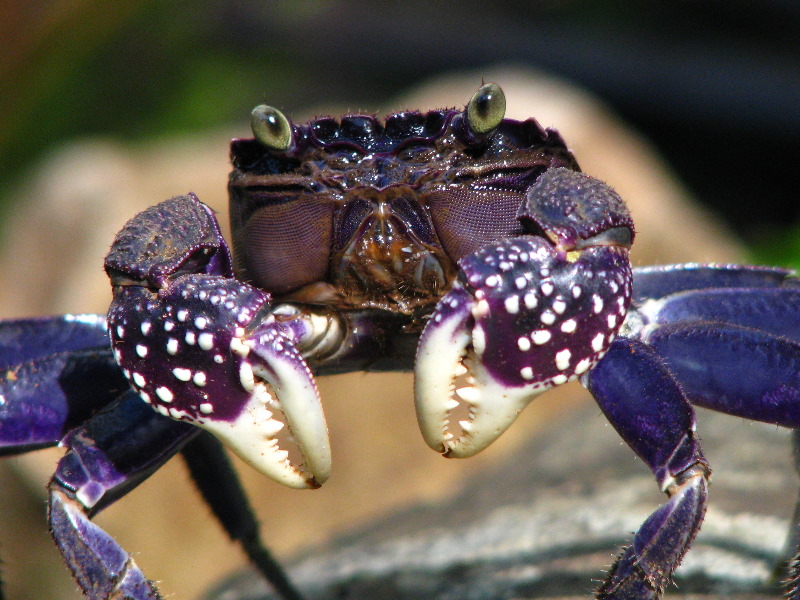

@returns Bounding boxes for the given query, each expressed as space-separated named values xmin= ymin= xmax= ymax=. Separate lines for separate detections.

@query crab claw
xmin=415 ymin=236 xmax=632 ymax=458
xmin=109 ymin=276 xmax=330 ymax=488
xmin=106 ymin=195 xmax=329 ymax=488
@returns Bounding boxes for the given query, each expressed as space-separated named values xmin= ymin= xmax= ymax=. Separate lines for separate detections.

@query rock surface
xmin=207 ymin=406 xmax=795 ymax=599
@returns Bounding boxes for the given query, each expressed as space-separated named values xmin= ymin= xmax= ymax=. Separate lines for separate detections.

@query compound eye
xmin=250 ymin=105 xmax=293 ymax=151
xmin=466 ymin=83 xmax=506 ymax=135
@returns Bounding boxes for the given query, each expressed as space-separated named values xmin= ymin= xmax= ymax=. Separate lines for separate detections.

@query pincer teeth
xmin=261 ymin=419 xmax=285 ymax=437
xmin=455 ymin=386 xmax=481 ymax=404
xmin=458 ymin=420 xmax=474 ymax=433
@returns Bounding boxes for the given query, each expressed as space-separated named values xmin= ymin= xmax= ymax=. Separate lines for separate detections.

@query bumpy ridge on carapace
xmin=231 ymin=108 xmax=571 ymax=174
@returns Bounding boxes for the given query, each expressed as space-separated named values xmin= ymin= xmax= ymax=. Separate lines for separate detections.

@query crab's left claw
xmin=416 ymin=169 xmax=633 ymax=458
xmin=106 ymin=194 xmax=330 ymax=489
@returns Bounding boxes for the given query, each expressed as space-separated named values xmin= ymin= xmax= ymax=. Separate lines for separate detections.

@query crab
xmin=1 ymin=82 xmax=800 ymax=600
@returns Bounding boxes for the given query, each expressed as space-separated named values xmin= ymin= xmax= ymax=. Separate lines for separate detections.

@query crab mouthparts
xmin=414 ymin=287 xmax=543 ymax=458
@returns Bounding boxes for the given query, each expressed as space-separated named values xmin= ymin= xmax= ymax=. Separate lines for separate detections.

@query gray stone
xmin=205 ymin=407 xmax=797 ymax=599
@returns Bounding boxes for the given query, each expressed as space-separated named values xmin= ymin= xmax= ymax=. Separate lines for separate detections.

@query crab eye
xmin=251 ymin=105 xmax=293 ymax=151
xmin=466 ymin=83 xmax=506 ymax=135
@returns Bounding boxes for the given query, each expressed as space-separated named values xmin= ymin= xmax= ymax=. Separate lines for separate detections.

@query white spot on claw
xmin=504 ymin=295 xmax=519 ymax=314
xmin=198 ymin=332 xmax=214 ymax=350
xmin=520 ymin=367 xmax=534 ymax=380
xmin=135 ymin=344 xmax=148 ymax=358
xmin=177 ymin=310 xmax=188 ymax=322
xmin=193 ymin=372 xmax=207 ymax=387
xmin=172 ymin=368 xmax=191 ymax=382
xmin=555 ymin=349 xmax=571 ymax=370
xmin=593 ymin=295 xmax=603 ymax=314
xmin=541 ymin=311 xmax=556 ymax=325
xmin=156 ymin=386 xmax=174 ymax=403
xmin=608 ymin=314 xmax=618 ymax=329
xmin=132 ymin=372 xmax=146 ymax=388
xmin=199 ymin=402 xmax=214 ymax=414
xmin=574 ymin=358 xmax=592 ymax=375
xmin=532 ymin=330 xmax=551 ymax=345
xmin=473 ymin=299 xmax=490 ymax=319
xmin=116 ymin=326 xmax=125 ymax=338
xmin=572 ymin=285 xmax=582 ymax=298
xmin=166 ymin=338 xmax=179 ymax=355
xmin=592 ymin=333 xmax=605 ymax=352
xmin=140 ymin=321 xmax=152 ymax=335
xmin=560 ymin=319 xmax=577 ymax=333
xmin=517 ymin=336 xmax=531 ymax=351
xmin=194 ymin=316 xmax=208 ymax=329
xmin=524 ymin=291 xmax=538 ymax=309
xmin=552 ymin=299 xmax=566 ymax=314
xmin=230 ymin=337 xmax=251 ymax=357
xmin=164 ymin=321 xmax=175 ymax=332
xmin=185 ymin=331 xmax=197 ymax=345
xmin=541 ymin=282 xmax=554 ymax=296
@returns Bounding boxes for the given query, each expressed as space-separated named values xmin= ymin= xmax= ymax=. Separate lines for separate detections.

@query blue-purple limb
xmin=583 ymin=337 xmax=709 ymax=599
xmin=644 ymin=321 xmax=800 ymax=597
xmin=632 ymin=263 xmax=797 ymax=303
xmin=647 ymin=287 xmax=800 ymax=343
xmin=0 ymin=314 xmax=108 ymax=367
xmin=50 ymin=390 xmax=198 ymax=599
xmin=647 ymin=322 xmax=800 ymax=426
xmin=0 ymin=314 xmax=121 ymax=453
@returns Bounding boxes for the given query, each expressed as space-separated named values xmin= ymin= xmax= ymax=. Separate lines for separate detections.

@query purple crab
xmin=2 ymin=82 xmax=800 ymax=600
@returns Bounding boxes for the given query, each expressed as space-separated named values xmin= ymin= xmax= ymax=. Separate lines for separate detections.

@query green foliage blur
xmin=0 ymin=1 xmax=321 ymax=214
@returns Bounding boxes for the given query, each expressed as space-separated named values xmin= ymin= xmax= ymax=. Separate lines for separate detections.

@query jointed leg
xmin=584 ymin=338 xmax=709 ymax=599
xmin=181 ymin=433 xmax=306 ymax=600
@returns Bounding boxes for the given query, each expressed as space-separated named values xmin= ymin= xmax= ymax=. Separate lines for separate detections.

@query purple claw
xmin=109 ymin=274 xmax=330 ymax=489
xmin=106 ymin=195 xmax=329 ymax=488
xmin=416 ymin=235 xmax=632 ymax=458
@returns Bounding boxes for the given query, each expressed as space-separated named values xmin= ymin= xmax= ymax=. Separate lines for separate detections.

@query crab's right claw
xmin=106 ymin=194 xmax=330 ymax=489
xmin=109 ymin=276 xmax=331 ymax=490
xmin=198 ymin=315 xmax=332 ymax=489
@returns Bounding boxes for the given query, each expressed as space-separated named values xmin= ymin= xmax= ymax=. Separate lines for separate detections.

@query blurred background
xmin=0 ymin=1 xmax=798 ymax=599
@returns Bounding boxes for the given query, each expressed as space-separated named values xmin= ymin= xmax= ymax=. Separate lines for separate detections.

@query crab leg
xmin=0 ymin=315 xmax=126 ymax=453
xmin=583 ymin=337 xmax=709 ymax=600
xmin=631 ymin=263 xmax=797 ymax=303
xmin=49 ymin=388 xmax=307 ymax=600
xmin=645 ymin=323 xmax=800 ymax=428
xmin=49 ymin=390 xmax=197 ymax=600
xmin=0 ymin=314 xmax=108 ymax=366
